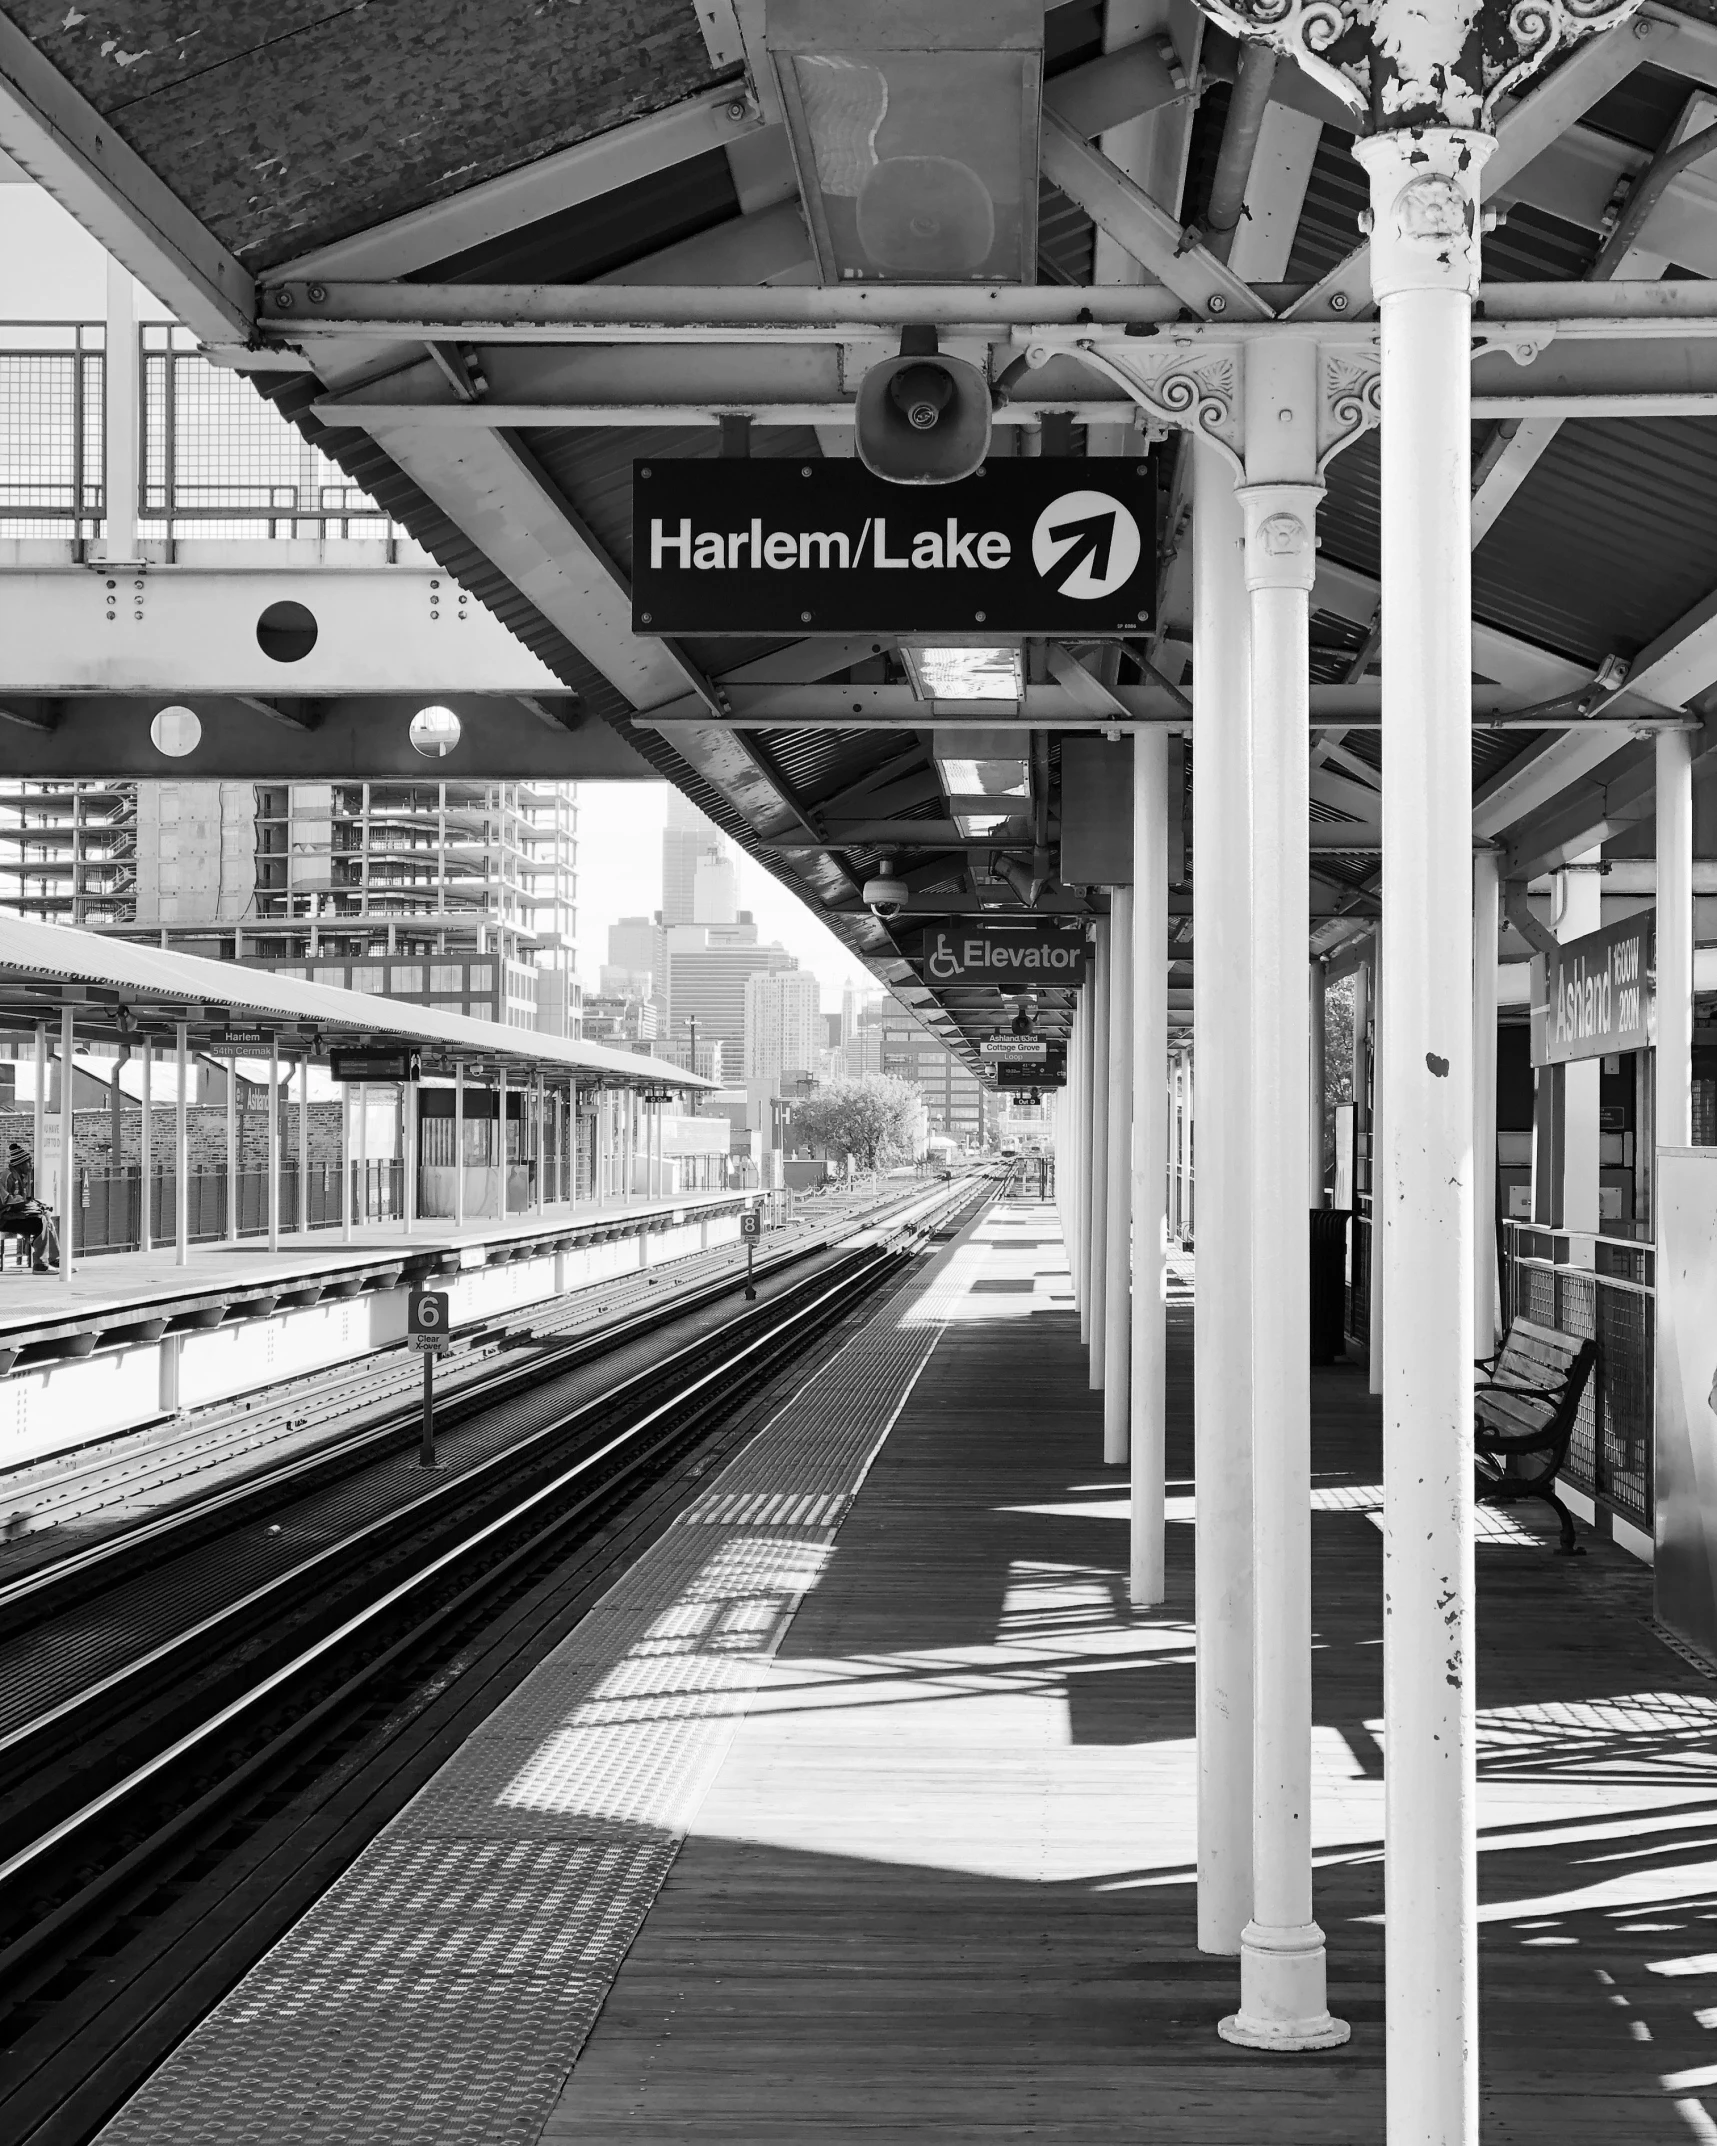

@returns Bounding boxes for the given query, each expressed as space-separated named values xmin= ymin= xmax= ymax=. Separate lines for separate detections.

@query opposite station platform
xmin=0 ymin=1189 xmax=768 ymax=1479
xmin=89 ymin=1194 xmax=1717 ymax=2145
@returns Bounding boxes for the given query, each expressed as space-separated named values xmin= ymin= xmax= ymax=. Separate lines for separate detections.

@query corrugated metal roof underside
xmin=8 ymin=0 xmax=729 ymax=271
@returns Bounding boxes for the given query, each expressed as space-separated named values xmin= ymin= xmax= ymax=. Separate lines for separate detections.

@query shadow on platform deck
xmin=545 ymin=1202 xmax=1717 ymax=2144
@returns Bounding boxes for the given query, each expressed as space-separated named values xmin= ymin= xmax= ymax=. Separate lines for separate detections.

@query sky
xmin=576 ymin=783 xmax=879 ymax=1012
xmin=0 ymin=178 xmax=884 ymax=1016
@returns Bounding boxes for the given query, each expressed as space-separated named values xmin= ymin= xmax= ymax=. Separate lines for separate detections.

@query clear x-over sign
xmin=632 ymin=460 xmax=1156 ymax=635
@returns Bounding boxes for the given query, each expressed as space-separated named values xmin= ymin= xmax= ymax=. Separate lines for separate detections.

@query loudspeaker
xmin=855 ymin=328 xmax=992 ymax=485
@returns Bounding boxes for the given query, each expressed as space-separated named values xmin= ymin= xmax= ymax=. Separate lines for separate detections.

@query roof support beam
xmin=266 ymin=89 xmax=772 ymax=283
xmin=1625 ymin=581 xmax=1717 ymax=708
xmin=0 ymin=13 xmax=253 ymax=345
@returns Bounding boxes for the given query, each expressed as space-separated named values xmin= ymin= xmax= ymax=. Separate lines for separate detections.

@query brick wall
xmin=1 ymin=1103 xmax=347 ymax=1175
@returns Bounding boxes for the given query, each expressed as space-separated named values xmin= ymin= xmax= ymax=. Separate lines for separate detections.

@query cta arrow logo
xmin=1030 ymin=488 xmax=1142 ymax=601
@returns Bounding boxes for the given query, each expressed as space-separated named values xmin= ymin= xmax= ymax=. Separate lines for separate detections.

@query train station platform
xmin=94 ymin=1197 xmax=1717 ymax=2145
xmin=0 ymin=1188 xmax=760 ymax=1477
xmin=0 ymin=1186 xmax=749 ymax=1352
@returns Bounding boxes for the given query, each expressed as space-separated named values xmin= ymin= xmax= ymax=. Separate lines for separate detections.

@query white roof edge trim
xmin=0 ymin=917 xmax=717 ymax=1089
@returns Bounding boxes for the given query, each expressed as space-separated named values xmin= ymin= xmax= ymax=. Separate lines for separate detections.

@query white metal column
xmin=224 ymin=1055 xmax=238 ymax=1245
xmin=1555 ymin=852 xmax=1604 ymax=1232
xmin=59 ymin=1005 xmax=75 ymax=1278
xmin=1367 ymin=944 xmax=1384 ymax=1399
xmin=1131 ymin=732 xmax=1168 ymax=1606
xmin=1658 ymin=730 xmax=1695 ymax=1153
xmin=403 ymin=1080 xmax=417 ymax=1235
xmin=498 ymin=1065 xmax=510 ymax=1222
xmin=1104 ymin=886 xmax=1133 ymax=1461
xmin=339 ymin=1077 xmax=352 ymax=1244
xmin=1191 ymin=439 xmax=1254 ymax=1955
xmin=174 ymin=1020 xmax=190 ymax=1267
xmin=454 ymin=1061 xmax=466 ymax=1229
xmin=138 ymin=1036 xmax=152 ymax=1255
xmin=297 ymin=1058 xmax=310 ymax=1236
xmin=1221 ymin=329 xmax=1345 ymax=2053
xmin=1308 ymin=960 xmax=1327 ymax=1206
xmin=1473 ymin=851 xmax=1501 ymax=1354
xmin=1088 ymin=919 xmax=1110 ymax=1391
xmin=1356 ymin=126 xmax=1493 ymax=2143
xmin=103 ymin=259 xmax=138 ymax=562
xmin=267 ymin=1037 xmax=280 ymax=1253
xmin=356 ymin=1083 xmax=369 ymax=1229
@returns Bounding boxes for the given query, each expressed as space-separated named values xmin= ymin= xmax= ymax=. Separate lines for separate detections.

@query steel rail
xmin=0 ymin=1176 xmax=943 ymax=1626
xmin=0 ymin=1241 xmax=894 ymax=1786
xmin=0 ymin=1165 xmax=1003 ymax=2146
xmin=0 ymin=1236 xmax=911 ymax=1902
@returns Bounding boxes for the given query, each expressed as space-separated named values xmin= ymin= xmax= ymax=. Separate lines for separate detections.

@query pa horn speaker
xmin=855 ymin=327 xmax=991 ymax=486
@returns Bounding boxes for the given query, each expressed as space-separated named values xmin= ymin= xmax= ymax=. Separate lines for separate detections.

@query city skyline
xmin=576 ymin=782 xmax=881 ymax=1017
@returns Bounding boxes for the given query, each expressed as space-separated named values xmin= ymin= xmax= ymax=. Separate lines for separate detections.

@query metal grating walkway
xmin=95 ymin=1219 xmax=977 ymax=2146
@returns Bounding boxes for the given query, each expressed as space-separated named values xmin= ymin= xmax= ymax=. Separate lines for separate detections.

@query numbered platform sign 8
xmin=739 ymin=1210 xmax=762 ymax=1242
xmin=408 ymin=1288 xmax=452 ymax=1351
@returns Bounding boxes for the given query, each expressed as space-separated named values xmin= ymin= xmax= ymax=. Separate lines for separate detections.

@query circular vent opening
xmin=256 ymin=599 xmax=318 ymax=663
xmin=150 ymin=705 xmax=201 ymax=757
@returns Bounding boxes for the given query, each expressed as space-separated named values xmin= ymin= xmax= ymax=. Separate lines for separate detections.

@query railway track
xmin=0 ymin=1165 xmax=1001 ymax=2146
xmin=0 ymin=1173 xmax=938 ymax=1548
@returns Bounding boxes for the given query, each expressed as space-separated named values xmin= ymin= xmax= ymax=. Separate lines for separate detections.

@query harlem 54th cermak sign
xmin=631 ymin=461 xmax=1156 ymax=635
xmin=1532 ymin=912 xmax=1654 ymax=1067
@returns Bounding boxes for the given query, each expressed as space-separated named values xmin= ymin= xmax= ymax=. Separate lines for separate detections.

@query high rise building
xmin=0 ymin=777 xmax=580 ymax=1032
xmin=879 ymin=1005 xmax=985 ymax=1146
xmin=662 ymin=790 xmax=729 ymax=927
xmin=692 ymin=848 xmax=738 ymax=925
xmin=744 ymin=968 xmax=821 ymax=1087
xmin=606 ymin=916 xmax=667 ymax=1029
xmin=669 ymin=932 xmax=797 ymax=1062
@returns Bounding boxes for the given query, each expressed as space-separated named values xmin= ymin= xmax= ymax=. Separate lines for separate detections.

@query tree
xmin=793 ymin=1074 xmax=921 ymax=1174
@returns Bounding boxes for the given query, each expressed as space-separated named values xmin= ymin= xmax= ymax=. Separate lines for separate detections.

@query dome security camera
xmin=862 ymin=859 xmax=906 ymax=919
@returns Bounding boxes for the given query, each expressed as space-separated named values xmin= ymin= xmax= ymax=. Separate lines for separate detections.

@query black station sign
xmin=1531 ymin=912 xmax=1653 ymax=1068
xmin=631 ymin=460 xmax=1156 ymax=636
xmin=994 ymin=1063 xmax=1066 ymax=1091
xmin=330 ymin=1047 xmax=422 ymax=1083
xmin=920 ymin=925 xmax=1088 ymax=987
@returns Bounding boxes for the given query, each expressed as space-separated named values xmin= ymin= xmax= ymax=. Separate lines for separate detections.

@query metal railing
xmin=0 ymin=322 xmax=395 ymax=539
xmin=47 ymin=1164 xmax=349 ymax=1255
xmin=1500 ymin=1220 xmax=1654 ymax=1526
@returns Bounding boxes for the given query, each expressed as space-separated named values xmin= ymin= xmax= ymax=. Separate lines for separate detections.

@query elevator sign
xmin=920 ymin=926 xmax=1088 ymax=985
xmin=1531 ymin=911 xmax=1654 ymax=1067
xmin=631 ymin=461 xmax=1156 ymax=635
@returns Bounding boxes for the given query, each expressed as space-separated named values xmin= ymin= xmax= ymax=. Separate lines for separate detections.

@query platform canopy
xmin=0 ymin=915 xmax=711 ymax=1088
xmin=4 ymin=2 xmax=1717 ymax=1065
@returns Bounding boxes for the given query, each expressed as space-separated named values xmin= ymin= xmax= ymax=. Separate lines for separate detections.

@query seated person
xmin=1 ymin=1141 xmax=59 ymax=1272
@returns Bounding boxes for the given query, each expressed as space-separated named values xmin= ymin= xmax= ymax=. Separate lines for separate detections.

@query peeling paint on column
xmin=1187 ymin=0 xmax=1645 ymax=133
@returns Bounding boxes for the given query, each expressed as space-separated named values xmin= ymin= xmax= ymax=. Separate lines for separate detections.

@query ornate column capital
xmin=1236 ymin=482 xmax=1323 ymax=596
xmin=1189 ymin=0 xmax=1645 ymax=132
xmin=1353 ymin=130 xmax=1496 ymax=298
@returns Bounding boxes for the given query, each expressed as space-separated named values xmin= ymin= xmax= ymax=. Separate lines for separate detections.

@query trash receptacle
xmin=1310 ymin=1209 xmax=1351 ymax=1365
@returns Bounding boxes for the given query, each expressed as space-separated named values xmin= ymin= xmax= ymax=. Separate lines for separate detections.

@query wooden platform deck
xmin=541 ymin=1201 xmax=1717 ymax=2144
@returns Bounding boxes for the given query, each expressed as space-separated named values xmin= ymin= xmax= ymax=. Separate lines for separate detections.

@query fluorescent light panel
xmin=903 ymin=644 xmax=1025 ymax=702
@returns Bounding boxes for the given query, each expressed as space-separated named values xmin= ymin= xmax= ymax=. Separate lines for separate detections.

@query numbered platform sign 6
xmin=408 ymin=1288 xmax=452 ymax=1351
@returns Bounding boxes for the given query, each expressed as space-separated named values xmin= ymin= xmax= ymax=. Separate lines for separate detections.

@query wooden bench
xmin=1474 ymin=1318 xmax=1597 ymax=1554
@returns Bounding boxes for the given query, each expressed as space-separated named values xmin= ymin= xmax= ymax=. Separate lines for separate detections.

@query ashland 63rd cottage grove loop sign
xmin=631 ymin=460 xmax=1156 ymax=636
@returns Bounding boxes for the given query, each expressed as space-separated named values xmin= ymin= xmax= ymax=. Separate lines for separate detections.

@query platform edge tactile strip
xmin=93 ymin=1236 xmax=969 ymax=2146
